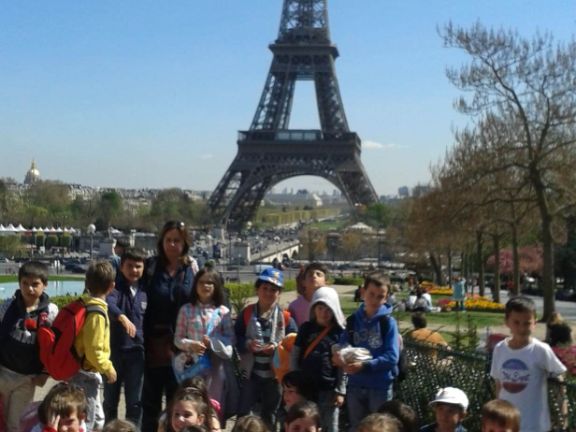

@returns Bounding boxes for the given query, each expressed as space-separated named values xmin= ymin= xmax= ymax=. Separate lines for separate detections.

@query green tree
xmin=59 ymin=233 xmax=72 ymax=249
xmin=0 ymin=235 xmax=23 ymax=257
xmin=340 ymin=231 xmax=364 ymax=260
xmin=45 ymin=234 xmax=59 ymax=249
xmin=148 ymin=189 xmax=210 ymax=229
xmin=301 ymin=229 xmax=326 ymax=261
xmin=363 ymin=203 xmax=391 ymax=229
xmin=26 ymin=181 xmax=71 ymax=214
xmin=96 ymin=190 xmax=123 ymax=230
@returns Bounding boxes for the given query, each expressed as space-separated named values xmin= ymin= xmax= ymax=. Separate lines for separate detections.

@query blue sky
xmin=1 ymin=1 xmax=574 ymax=196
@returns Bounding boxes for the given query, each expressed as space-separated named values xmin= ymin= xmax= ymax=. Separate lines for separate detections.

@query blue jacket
xmin=340 ymin=303 xmax=399 ymax=390
xmin=143 ymin=257 xmax=194 ymax=336
xmin=106 ymin=275 xmax=147 ymax=353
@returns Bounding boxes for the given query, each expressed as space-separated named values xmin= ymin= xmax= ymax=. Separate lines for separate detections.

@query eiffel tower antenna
xmin=209 ymin=0 xmax=378 ymax=231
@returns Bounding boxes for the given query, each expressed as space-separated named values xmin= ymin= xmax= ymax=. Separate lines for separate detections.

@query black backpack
xmin=345 ymin=314 xmax=408 ymax=382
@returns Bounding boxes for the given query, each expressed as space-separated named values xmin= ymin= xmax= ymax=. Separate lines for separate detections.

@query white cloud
xmin=200 ymin=153 xmax=214 ymax=160
xmin=361 ymin=140 xmax=407 ymax=150
xmin=362 ymin=140 xmax=384 ymax=149
xmin=362 ymin=140 xmax=407 ymax=150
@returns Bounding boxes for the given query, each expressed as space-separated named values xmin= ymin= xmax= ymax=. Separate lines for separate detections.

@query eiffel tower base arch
xmin=209 ymin=131 xmax=377 ymax=231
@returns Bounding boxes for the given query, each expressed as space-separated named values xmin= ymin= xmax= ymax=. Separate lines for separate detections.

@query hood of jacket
xmin=309 ymin=286 xmax=346 ymax=329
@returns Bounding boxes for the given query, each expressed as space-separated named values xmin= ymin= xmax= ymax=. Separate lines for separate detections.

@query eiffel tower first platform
xmin=209 ymin=0 xmax=378 ymax=231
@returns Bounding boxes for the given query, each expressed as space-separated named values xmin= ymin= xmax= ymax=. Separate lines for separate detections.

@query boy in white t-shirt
xmin=490 ymin=296 xmax=566 ymax=432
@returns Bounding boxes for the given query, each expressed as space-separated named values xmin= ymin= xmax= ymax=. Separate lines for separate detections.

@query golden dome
xmin=24 ymin=160 xmax=40 ymax=184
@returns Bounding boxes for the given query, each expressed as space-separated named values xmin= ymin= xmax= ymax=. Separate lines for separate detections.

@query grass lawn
xmin=405 ymin=310 xmax=504 ymax=328
xmin=0 ymin=274 xmax=84 ymax=283
xmin=340 ymin=292 xmax=504 ymax=329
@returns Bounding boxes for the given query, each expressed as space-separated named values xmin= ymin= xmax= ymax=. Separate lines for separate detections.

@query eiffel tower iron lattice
xmin=209 ymin=0 xmax=378 ymax=231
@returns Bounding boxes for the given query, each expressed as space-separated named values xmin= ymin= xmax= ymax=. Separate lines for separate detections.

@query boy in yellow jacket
xmin=70 ymin=260 xmax=117 ymax=431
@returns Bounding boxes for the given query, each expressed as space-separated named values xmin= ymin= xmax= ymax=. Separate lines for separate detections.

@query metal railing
xmin=396 ymin=341 xmax=576 ymax=431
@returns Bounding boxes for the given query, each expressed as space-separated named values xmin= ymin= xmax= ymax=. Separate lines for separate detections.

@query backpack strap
xmin=243 ymin=304 xmax=255 ymax=327
xmin=303 ymin=325 xmax=332 ymax=359
xmin=81 ymin=298 xmax=108 ymax=326
xmin=86 ymin=305 xmax=108 ymax=322
xmin=282 ymin=310 xmax=291 ymax=327
xmin=378 ymin=315 xmax=390 ymax=337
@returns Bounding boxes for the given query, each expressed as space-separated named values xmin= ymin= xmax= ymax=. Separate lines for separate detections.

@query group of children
xmin=0 ymin=254 xmax=571 ymax=432
xmin=0 ymin=259 xmax=122 ymax=432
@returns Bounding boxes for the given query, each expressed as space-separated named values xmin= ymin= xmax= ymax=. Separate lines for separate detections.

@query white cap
xmin=429 ymin=387 xmax=469 ymax=411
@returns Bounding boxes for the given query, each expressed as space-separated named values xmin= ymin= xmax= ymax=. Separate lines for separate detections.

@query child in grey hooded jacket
xmin=290 ymin=286 xmax=347 ymax=432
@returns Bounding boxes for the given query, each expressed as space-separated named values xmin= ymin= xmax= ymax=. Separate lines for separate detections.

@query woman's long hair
xmin=156 ymin=220 xmax=191 ymax=268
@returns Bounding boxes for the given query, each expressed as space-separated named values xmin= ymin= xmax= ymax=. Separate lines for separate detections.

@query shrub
xmin=51 ymin=294 xmax=79 ymax=309
xmin=333 ymin=276 xmax=363 ymax=286
xmin=225 ymin=278 xmax=296 ymax=316
xmin=226 ymin=283 xmax=253 ymax=316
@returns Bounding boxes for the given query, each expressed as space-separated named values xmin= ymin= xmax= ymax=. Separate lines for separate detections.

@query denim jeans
xmin=346 ymin=385 xmax=393 ymax=431
xmin=238 ymin=374 xmax=281 ymax=431
xmin=103 ymin=349 xmax=145 ymax=426
xmin=318 ymin=390 xmax=339 ymax=432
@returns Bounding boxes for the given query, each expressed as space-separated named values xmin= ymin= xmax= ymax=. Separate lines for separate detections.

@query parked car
xmin=70 ymin=263 xmax=88 ymax=274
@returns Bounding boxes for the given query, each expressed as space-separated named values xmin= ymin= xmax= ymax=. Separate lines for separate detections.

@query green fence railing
xmin=396 ymin=341 xmax=576 ymax=431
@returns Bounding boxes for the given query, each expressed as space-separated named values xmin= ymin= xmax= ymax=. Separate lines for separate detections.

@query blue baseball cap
xmin=257 ymin=267 xmax=284 ymax=288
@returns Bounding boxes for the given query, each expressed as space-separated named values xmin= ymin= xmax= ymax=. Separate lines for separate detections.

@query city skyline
xmin=1 ymin=1 xmax=574 ymax=196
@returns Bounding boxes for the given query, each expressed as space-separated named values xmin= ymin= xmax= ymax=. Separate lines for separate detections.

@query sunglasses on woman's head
xmin=164 ymin=220 xmax=186 ymax=231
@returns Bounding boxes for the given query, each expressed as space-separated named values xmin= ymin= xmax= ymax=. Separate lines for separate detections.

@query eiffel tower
xmin=209 ymin=0 xmax=378 ymax=231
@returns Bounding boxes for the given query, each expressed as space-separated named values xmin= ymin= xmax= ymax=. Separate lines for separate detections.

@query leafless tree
xmin=441 ymin=22 xmax=576 ymax=320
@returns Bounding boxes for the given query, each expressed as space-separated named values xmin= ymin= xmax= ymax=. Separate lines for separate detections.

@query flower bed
xmin=436 ymin=295 xmax=504 ymax=313
xmin=424 ymin=282 xmax=452 ymax=295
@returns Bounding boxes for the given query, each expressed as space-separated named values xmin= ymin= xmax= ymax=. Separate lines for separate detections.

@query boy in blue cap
xmin=235 ymin=267 xmax=298 ymax=430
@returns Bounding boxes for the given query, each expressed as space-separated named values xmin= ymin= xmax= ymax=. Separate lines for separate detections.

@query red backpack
xmin=37 ymin=298 xmax=106 ymax=381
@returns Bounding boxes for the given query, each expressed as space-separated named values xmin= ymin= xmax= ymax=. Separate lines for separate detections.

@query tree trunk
xmin=493 ymin=234 xmax=501 ymax=303
xmin=462 ymin=251 xmax=470 ymax=283
xmin=477 ymin=230 xmax=485 ymax=297
xmin=429 ymin=252 xmax=443 ymax=284
xmin=447 ymin=247 xmax=453 ymax=284
xmin=564 ymin=216 xmax=576 ymax=292
xmin=541 ymin=215 xmax=556 ymax=322
xmin=511 ymin=224 xmax=520 ymax=296
xmin=532 ymin=168 xmax=556 ymax=322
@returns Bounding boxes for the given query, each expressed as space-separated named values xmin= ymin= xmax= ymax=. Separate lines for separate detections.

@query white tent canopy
xmin=346 ymin=222 xmax=376 ymax=233
xmin=0 ymin=224 xmax=80 ymax=233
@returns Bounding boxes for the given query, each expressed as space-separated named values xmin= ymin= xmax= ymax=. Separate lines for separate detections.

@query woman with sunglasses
xmin=141 ymin=221 xmax=199 ymax=432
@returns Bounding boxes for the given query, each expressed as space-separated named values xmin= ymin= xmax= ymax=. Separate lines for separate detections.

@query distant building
xmin=412 ymin=184 xmax=431 ymax=198
xmin=24 ymin=160 xmax=40 ymax=185
xmin=4 ymin=162 xmax=205 ymax=214
xmin=265 ymin=189 xmax=323 ymax=207
xmin=398 ymin=186 xmax=410 ymax=198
